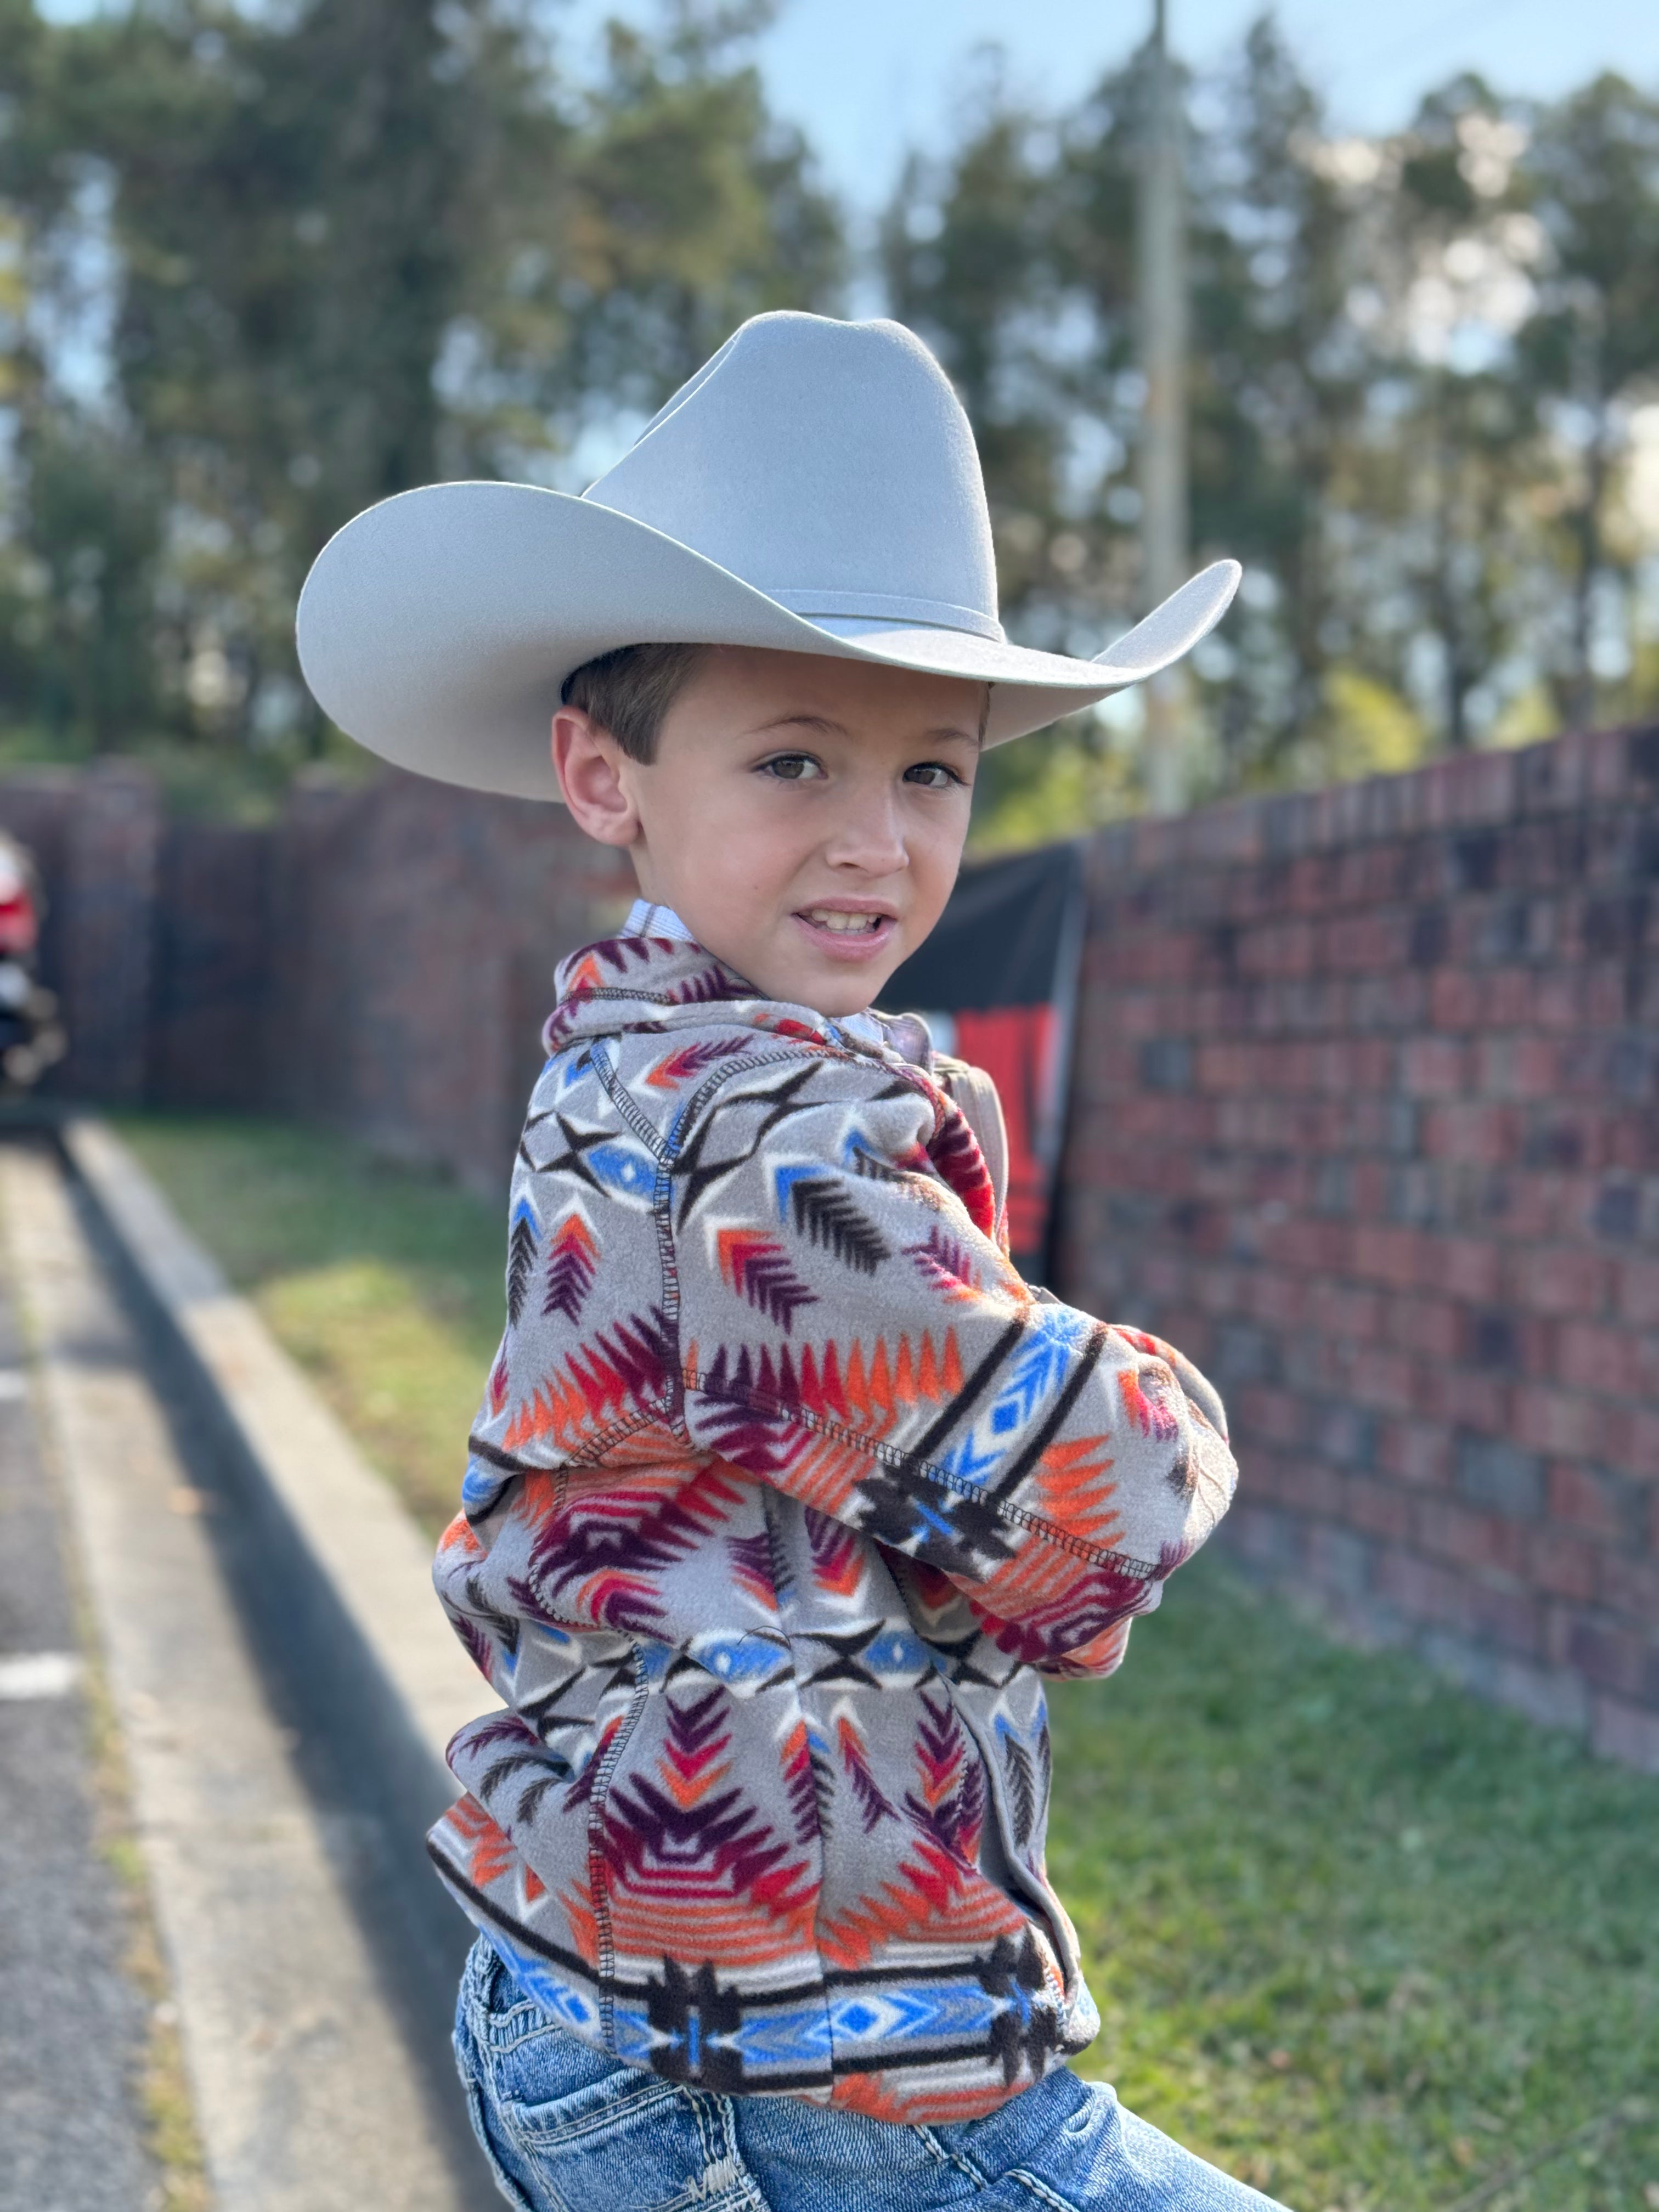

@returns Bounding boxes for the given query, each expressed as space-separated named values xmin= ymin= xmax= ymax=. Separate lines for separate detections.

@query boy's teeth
xmin=805 ymin=909 xmax=882 ymax=933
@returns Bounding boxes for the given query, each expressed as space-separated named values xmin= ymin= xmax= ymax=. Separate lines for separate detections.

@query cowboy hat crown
xmin=297 ymin=311 xmax=1238 ymax=802
xmin=589 ymin=313 xmax=998 ymax=641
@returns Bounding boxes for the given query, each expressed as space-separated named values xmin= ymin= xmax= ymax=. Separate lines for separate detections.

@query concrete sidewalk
xmin=0 ymin=1161 xmax=159 ymax=2210
xmin=2 ymin=1136 xmax=482 ymax=2211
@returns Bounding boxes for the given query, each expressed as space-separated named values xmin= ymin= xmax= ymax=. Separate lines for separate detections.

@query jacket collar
xmin=544 ymin=930 xmax=935 ymax=1075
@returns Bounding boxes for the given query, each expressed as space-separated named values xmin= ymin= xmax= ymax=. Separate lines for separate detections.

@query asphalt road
xmin=0 ymin=1222 xmax=160 ymax=2211
xmin=0 ymin=1131 xmax=488 ymax=2212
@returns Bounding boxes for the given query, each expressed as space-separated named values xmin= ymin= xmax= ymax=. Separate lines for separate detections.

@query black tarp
xmin=885 ymin=842 xmax=1086 ymax=1278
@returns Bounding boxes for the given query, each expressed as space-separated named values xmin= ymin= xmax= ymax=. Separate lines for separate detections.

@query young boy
xmin=298 ymin=313 xmax=1276 ymax=2210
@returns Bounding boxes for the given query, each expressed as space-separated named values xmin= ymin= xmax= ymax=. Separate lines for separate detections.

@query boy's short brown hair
xmin=560 ymin=642 xmax=708 ymax=764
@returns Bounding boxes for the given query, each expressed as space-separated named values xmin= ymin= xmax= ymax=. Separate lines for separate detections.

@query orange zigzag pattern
xmin=503 ymin=1331 xmax=668 ymax=1453
xmin=816 ymin=1840 xmax=1027 ymax=1971
xmin=443 ymin=1792 xmax=518 ymax=1892
xmin=1023 ymin=1434 xmax=1121 ymax=1554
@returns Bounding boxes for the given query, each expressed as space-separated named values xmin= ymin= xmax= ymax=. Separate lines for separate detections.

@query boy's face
xmin=554 ymin=647 xmax=981 ymax=1017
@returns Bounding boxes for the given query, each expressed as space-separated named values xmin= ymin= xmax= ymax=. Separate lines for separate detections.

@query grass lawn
xmin=119 ymin=1114 xmax=1659 ymax=2212
xmin=116 ymin=1114 xmax=504 ymax=1539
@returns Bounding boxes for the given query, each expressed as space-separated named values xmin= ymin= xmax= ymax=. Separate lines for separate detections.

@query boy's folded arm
xmin=674 ymin=1075 xmax=1237 ymax=1661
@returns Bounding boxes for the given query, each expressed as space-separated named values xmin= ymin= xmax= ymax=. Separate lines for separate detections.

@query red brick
xmin=1329 ymin=1477 xmax=1408 ymax=1542
xmin=1547 ymin=1463 xmax=1627 ymax=1539
xmin=1618 ymin=1258 xmax=1659 ymax=1329
xmin=1351 ymin=973 xmax=1428 ymax=1031
xmin=1262 ymin=1217 xmax=1352 ymax=1273
xmin=1513 ymin=1247 xmax=1613 ymax=1317
xmin=1416 ymin=1364 xmax=1510 ymax=1433
xmin=1557 ymin=1321 xmax=1642 ymax=1397
xmin=1348 ymin=1344 xmax=1418 ymax=1414
xmin=1429 ymin=969 xmax=1486 ymax=1030
xmin=1276 ymin=1459 xmax=1349 ymax=1517
xmin=1239 ymin=918 xmax=1317 ymax=979
xmin=1421 ymin=1102 xmax=1521 ymax=1164
xmin=1590 ymin=1696 xmax=1659 ymax=1776
xmin=1599 ymin=1550 xmax=1659 ymax=1618
xmin=1415 ymin=1498 xmax=1530 ymax=1578
xmin=1326 ymin=1282 xmax=1388 ymax=1343
xmin=1454 ymin=1577 xmax=1544 ymax=1658
xmin=1595 ymin=1401 xmax=1659 ymax=1481
xmin=1194 ymin=1041 xmax=1252 ymax=1093
xmin=1352 ymin=1224 xmax=1426 ymax=1290
xmin=1236 ymin=1450 xmax=1298 ymax=1506
xmin=1327 ymin=911 xmax=1402 ymax=973
xmin=1377 ymin=1545 xmax=1462 ymax=1626
xmin=1606 ymin=1107 xmax=1659 ymax=1175
xmin=1588 ymin=726 xmax=1632 ymax=799
xmin=1350 ymin=1160 xmax=1390 ymax=1221
xmin=1477 ymin=1035 xmax=1560 ymax=1099
xmin=1383 ymin=1290 xmax=1462 ymax=1359
xmin=1440 ymin=1238 xmax=1502 ymax=1302
xmin=1245 ymin=1268 xmax=1308 ymax=1331
xmin=1402 ymin=1036 xmax=1469 ymax=1098
xmin=1378 ymin=1418 xmax=1453 ymax=1487
xmin=1512 ymin=1386 xmax=1602 ymax=1457
xmin=1564 ymin=1615 xmax=1650 ymax=1698
xmin=1503 ymin=1170 xmax=1581 ymax=1242
xmin=1527 ymin=1527 xmax=1600 ymax=1603
xmin=1237 ymin=1386 xmax=1307 ymax=1449
xmin=1486 ymin=969 xmax=1539 ymax=1026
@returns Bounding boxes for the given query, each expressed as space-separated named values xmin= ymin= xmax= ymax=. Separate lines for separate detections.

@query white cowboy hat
xmin=297 ymin=311 xmax=1239 ymax=802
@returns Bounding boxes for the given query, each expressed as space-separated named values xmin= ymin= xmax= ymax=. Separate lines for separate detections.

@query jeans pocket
xmin=460 ymin=2064 xmax=544 ymax=2212
xmin=499 ymin=2073 xmax=723 ymax=2211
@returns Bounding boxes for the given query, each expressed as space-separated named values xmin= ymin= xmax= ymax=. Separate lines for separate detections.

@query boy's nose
xmin=823 ymin=794 xmax=909 ymax=876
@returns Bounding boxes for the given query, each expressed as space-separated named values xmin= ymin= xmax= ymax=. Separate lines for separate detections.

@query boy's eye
xmin=904 ymin=761 xmax=967 ymax=791
xmin=759 ymin=753 xmax=826 ymax=781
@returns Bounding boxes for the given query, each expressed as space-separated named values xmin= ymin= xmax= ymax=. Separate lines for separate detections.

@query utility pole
xmin=1137 ymin=0 xmax=1190 ymax=814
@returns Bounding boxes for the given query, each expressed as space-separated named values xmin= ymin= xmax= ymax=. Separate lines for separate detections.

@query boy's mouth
xmin=792 ymin=904 xmax=898 ymax=958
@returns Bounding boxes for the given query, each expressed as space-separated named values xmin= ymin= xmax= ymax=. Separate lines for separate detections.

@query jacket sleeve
xmin=671 ymin=1054 xmax=1237 ymax=1672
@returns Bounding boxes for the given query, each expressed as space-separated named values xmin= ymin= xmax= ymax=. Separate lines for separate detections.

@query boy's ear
xmin=553 ymin=708 xmax=641 ymax=846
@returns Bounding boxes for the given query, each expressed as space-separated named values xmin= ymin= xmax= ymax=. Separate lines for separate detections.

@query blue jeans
xmin=453 ymin=1937 xmax=1290 ymax=2211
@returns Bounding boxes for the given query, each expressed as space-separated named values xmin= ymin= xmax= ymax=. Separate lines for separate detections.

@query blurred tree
xmin=882 ymin=15 xmax=1659 ymax=842
xmin=1339 ymin=79 xmax=1548 ymax=754
xmin=1513 ymin=75 xmax=1659 ymax=729
xmin=9 ymin=420 xmax=167 ymax=746
xmin=531 ymin=7 xmax=844 ymax=431
xmin=881 ymin=58 xmax=1148 ymax=842
xmin=5 ymin=0 xmax=1658 ymax=803
xmin=883 ymin=22 xmax=1390 ymax=832
xmin=883 ymin=87 xmax=1088 ymax=624
xmin=0 ymin=0 xmax=842 ymax=755
xmin=1187 ymin=20 xmax=1378 ymax=782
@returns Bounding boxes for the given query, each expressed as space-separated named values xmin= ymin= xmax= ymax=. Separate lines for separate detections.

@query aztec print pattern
xmin=428 ymin=931 xmax=1237 ymax=2123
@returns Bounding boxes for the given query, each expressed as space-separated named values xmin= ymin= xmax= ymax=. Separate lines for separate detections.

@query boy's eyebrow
xmin=753 ymin=712 xmax=848 ymax=737
xmin=751 ymin=713 xmax=983 ymax=746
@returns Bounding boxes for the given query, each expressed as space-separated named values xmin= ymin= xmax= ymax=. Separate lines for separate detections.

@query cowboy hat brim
xmin=296 ymin=480 xmax=1240 ymax=804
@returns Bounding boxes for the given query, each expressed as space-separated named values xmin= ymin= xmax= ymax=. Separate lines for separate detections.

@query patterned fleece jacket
xmin=428 ymin=928 xmax=1238 ymax=2125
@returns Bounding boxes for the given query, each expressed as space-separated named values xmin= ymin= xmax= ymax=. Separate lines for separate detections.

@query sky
xmin=565 ymin=0 xmax=1659 ymax=210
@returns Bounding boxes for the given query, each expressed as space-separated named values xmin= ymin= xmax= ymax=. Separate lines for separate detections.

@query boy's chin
xmin=780 ymin=962 xmax=907 ymax=1020
xmin=740 ymin=950 xmax=901 ymax=1019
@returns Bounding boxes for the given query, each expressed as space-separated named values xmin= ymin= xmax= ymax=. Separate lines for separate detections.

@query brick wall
xmin=151 ymin=820 xmax=275 ymax=1110
xmin=266 ymin=771 xmax=631 ymax=1190
xmin=1055 ymin=725 xmax=1659 ymax=1770
xmin=0 ymin=764 xmax=162 ymax=1102
xmin=0 ymin=762 xmax=630 ymax=1192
